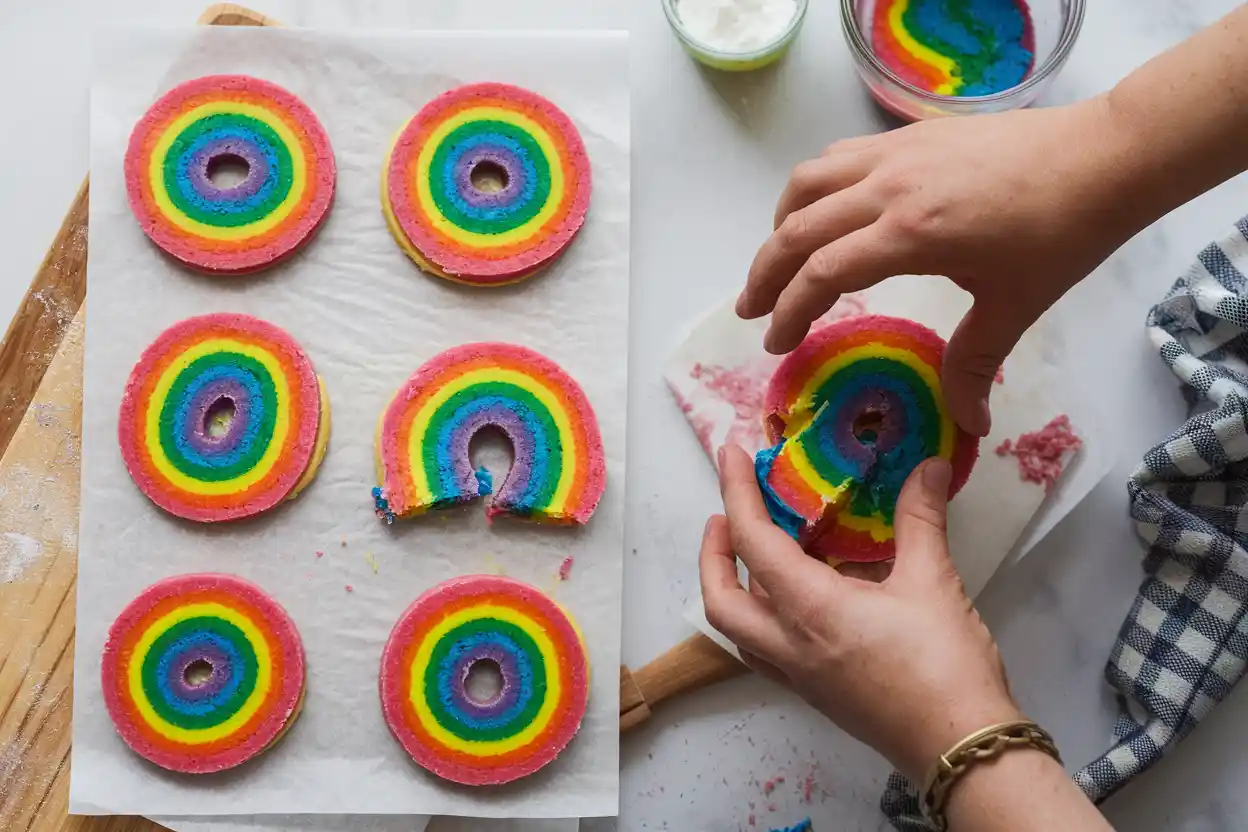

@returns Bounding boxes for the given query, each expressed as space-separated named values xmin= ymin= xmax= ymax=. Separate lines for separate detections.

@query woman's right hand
xmin=736 ymin=96 xmax=1144 ymax=436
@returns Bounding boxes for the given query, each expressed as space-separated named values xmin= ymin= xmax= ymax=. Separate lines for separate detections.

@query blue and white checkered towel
xmin=882 ymin=216 xmax=1248 ymax=829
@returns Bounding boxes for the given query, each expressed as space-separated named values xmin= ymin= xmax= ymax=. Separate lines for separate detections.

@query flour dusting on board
xmin=1 ymin=533 xmax=43 ymax=583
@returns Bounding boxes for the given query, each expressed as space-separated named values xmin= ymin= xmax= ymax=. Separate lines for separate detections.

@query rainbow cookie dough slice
xmin=379 ymin=575 xmax=590 ymax=785
xmin=117 ymin=313 xmax=330 ymax=522
xmin=382 ymin=82 xmax=592 ymax=286
xmin=100 ymin=573 xmax=306 ymax=773
xmin=756 ymin=315 xmax=979 ymax=563
xmin=373 ymin=342 xmax=606 ymax=525
xmin=125 ymin=74 xmax=336 ymax=274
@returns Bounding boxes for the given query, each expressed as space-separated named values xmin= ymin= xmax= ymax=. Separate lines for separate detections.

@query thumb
xmin=890 ymin=458 xmax=953 ymax=586
xmin=942 ymin=302 xmax=1026 ymax=437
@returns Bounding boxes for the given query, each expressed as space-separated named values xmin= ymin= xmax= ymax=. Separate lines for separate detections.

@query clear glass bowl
xmin=663 ymin=0 xmax=810 ymax=72
xmin=840 ymin=0 xmax=1084 ymax=121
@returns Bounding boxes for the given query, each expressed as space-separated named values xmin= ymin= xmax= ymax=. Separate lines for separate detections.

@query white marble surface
xmin=3 ymin=0 xmax=1248 ymax=829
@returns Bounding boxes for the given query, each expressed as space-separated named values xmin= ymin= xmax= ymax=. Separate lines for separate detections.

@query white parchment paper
xmin=668 ymin=279 xmax=1112 ymax=656
xmin=73 ymin=26 xmax=628 ymax=819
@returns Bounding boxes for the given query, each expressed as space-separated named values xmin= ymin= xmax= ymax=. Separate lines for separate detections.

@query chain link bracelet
xmin=920 ymin=719 xmax=1062 ymax=831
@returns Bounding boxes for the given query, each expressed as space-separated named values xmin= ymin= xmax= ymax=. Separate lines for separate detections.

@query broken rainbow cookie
xmin=379 ymin=575 xmax=589 ymax=785
xmin=125 ymin=74 xmax=336 ymax=274
xmin=755 ymin=315 xmax=979 ymax=562
xmin=118 ymin=313 xmax=330 ymax=522
xmin=373 ymin=342 xmax=605 ymax=525
xmin=382 ymin=82 xmax=592 ymax=286
xmin=101 ymin=573 xmax=306 ymax=773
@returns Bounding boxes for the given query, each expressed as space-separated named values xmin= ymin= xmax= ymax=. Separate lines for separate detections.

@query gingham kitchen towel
xmin=882 ymin=215 xmax=1248 ymax=830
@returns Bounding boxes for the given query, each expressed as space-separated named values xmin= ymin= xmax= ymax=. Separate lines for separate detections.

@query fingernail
xmin=735 ymin=292 xmax=750 ymax=316
xmin=717 ymin=445 xmax=726 ymax=468
xmin=923 ymin=458 xmax=952 ymax=492
xmin=704 ymin=516 xmax=715 ymax=536
xmin=977 ymin=398 xmax=992 ymax=436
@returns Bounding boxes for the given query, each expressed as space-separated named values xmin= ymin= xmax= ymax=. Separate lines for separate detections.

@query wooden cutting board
xmin=0 ymin=8 xmax=271 ymax=831
xmin=0 ymin=6 xmax=746 ymax=829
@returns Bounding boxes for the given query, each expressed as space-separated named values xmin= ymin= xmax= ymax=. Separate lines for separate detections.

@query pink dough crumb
xmin=558 ymin=557 xmax=574 ymax=581
xmin=315 ymin=550 xmax=324 ymax=559
xmin=345 ymin=584 xmax=354 ymax=593
xmin=802 ymin=770 xmax=817 ymax=803
xmin=996 ymin=414 xmax=1082 ymax=492
xmin=763 ymin=776 xmax=785 ymax=795
xmin=748 ymin=815 xmax=756 ymax=827
xmin=994 ymin=366 xmax=1005 ymax=384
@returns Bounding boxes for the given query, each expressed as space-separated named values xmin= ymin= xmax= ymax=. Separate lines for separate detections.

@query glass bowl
xmin=663 ymin=0 xmax=810 ymax=72
xmin=840 ymin=0 xmax=1085 ymax=121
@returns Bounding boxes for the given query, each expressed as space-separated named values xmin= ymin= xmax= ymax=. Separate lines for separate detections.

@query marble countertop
xmin=3 ymin=0 xmax=1247 ymax=829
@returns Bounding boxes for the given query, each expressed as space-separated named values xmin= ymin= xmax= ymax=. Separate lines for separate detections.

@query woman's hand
xmin=699 ymin=445 xmax=1020 ymax=781
xmin=737 ymin=97 xmax=1143 ymax=436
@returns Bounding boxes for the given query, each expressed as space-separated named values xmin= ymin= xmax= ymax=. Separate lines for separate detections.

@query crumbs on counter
xmin=996 ymin=414 xmax=1082 ymax=492
xmin=558 ymin=556 xmax=574 ymax=581
xmin=770 ymin=819 xmax=812 ymax=832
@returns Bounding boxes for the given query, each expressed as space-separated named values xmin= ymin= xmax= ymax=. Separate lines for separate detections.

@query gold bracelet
xmin=919 ymin=719 xmax=1062 ymax=831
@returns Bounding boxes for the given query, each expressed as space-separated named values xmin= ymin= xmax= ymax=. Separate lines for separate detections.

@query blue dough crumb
xmin=372 ymin=486 xmax=396 ymax=525
xmin=475 ymin=466 xmax=494 ymax=496
xmin=771 ymin=820 xmax=813 ymax=832
xmin=754 ymin=443 xmax=806 ymax=539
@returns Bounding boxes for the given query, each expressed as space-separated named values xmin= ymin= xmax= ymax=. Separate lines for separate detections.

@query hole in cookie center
xmin=465 ymin=659 xmax=504 ymax=705
xmin=470 ymin=160 xmax=509 ymax=194
xmin=853 ymin=409 xmax=885 ymax=444
xmin=184 ymin=659 xmax=214 ymax=687
xmin=207 ymin=153 xmax=250 ymax=189
xmin=204 ymin=397 xmax=236 ymax=439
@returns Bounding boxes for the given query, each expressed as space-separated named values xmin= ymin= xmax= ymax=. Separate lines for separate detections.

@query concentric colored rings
xmin=379 ymin=575 xmax=589 ymax=785
xmin=383 ymin=83 xmax=592 ymax=286
xmin=118 ymin=313 xmax=329 ymax=522
xmin=125 ymin=74 xmax=336 ymax=274
xmin=373 ymin=342 xmax=605 ymax=525
xmin=756 ymin=315 xmax=979 ymax=562
xmin=101 ymin=573 xmax=306 ymax=773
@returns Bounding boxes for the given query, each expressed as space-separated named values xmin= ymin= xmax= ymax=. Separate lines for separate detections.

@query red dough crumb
xmin=558 ymin=557 xmax=574 ymax=581
xmin=996 ymin=415 xmax=1081 ymax=492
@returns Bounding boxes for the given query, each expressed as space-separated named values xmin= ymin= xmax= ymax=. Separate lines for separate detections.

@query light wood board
xmin=0 ymin=8 xmax=271 ymax=831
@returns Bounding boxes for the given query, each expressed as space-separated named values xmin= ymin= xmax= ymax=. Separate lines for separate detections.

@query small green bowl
xmin=662 ymin=0 xmax=809 ymax=72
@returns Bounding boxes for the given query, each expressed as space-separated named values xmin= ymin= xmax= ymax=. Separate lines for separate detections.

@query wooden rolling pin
xmin=619 ymin=632 xmax=748 ymax=732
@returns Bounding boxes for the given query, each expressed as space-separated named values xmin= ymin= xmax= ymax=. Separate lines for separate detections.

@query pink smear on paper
xmin=996 ymin=414 xmax=1081 ymax=492
xmin=675 ymin=391 xmax=719 ymax=458
xmin=690 ymin=361 xmax=771 ymax=452
xmin=677 ymin=295 xmax=867 ymax=462
xmin=558 ymin=556 xmax=574 ymax=581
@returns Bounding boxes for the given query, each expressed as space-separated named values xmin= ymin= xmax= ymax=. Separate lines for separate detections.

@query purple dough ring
xmin=183 ymin=377 xmax=254 ymax=457
xmin=187 ymin=139 xmax=270 ymax=202
xmin=448 ymin=643 xmax=523 ymax=720
xmin=452 ymin=146 xmax=527 ymax=209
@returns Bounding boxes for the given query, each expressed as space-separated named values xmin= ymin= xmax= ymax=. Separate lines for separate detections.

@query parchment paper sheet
xmin=668 ymin=279 xmax=1112 ymax=654
xmin=73 ymin=26 xmax=628 ymax=819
